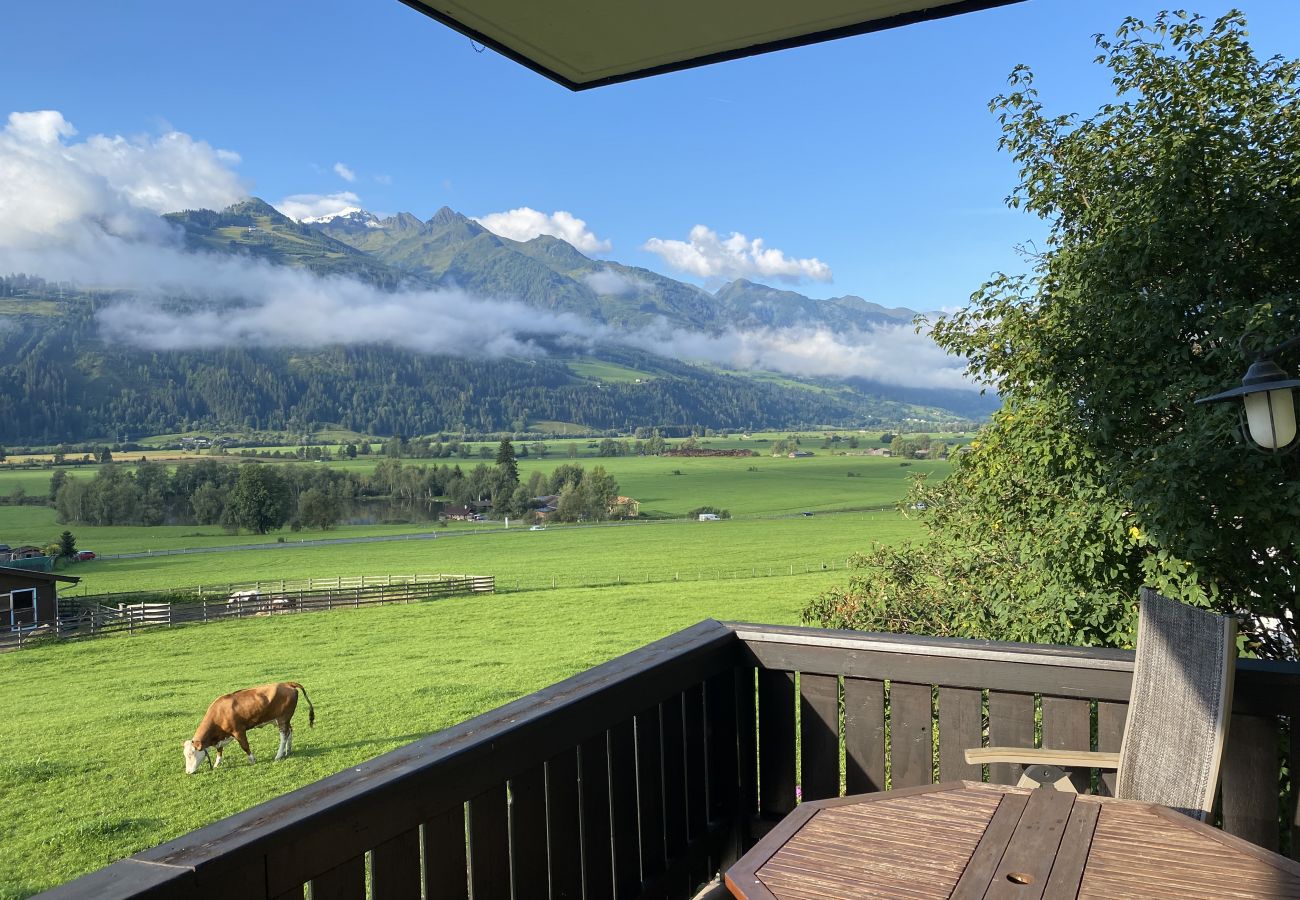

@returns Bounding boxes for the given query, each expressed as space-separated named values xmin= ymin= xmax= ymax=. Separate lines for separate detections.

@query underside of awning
xmin=399 ymin=0 xmax=1025 ymax=91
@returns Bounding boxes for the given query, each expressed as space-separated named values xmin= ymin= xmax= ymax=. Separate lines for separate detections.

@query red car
xmin=76 ymin=550 xmax=96 ymax=561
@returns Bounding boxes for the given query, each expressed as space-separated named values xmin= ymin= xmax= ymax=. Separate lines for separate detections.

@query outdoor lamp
xmin=1195 ymin=334 xmax=1300 ymax=453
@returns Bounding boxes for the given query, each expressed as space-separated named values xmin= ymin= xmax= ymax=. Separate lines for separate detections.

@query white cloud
xmin=582 ymin=268 xmax=647 ymax=296
xmin=0 ymin=109 xmax=246 ymax=248
xmin=274 ymin=191 xmax=362 ymax=221
xmin=474 ymin=207 xmax=611 ymax=254
xmin=643 ymin=225 xmax=832 ymax=284
xmin=333 ymin=162 xmax=356 ymax=182
xmin=0 ymin=109 xmax=975 ymax=394
xmin=626 ymin=321 xmax=973 ymax=390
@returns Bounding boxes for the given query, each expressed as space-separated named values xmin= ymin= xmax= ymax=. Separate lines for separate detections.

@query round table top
xmin=725 ymin=781 xmax=1300 ymax=900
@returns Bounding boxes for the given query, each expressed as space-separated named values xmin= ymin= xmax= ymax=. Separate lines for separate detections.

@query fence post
xmin=355 ymin=588 xmax=360 ymax=609
xmin=203 ymin=599 xmax=207 ymax=623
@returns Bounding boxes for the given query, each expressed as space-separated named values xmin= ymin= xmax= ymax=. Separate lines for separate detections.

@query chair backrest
xmin=1114 ymin=588 xmax=1237 ymax=820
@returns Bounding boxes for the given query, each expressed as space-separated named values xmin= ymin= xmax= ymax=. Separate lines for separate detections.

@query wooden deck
xmin=39 ymin=621 xmax=1300 ymax=899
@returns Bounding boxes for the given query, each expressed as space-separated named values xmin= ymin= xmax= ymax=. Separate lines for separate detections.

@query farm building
xmin=0 ymin=565 xmax=79 ymax=630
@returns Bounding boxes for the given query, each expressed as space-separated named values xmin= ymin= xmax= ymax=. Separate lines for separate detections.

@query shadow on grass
xmin=289 ymin=733 xmax=428 ymax=758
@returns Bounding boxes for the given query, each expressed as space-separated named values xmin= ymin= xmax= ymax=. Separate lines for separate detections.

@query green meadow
xmin=0 ymin=450 xmax=943 ymax=563
xmin=62 ymin=510 xmax=920 ymax=595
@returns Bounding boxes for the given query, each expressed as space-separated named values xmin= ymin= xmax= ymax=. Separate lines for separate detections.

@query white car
xmin=529 ymin=524 xmax=546 ymax=531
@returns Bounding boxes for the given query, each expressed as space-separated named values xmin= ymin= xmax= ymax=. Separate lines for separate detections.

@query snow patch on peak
xmin=300 ymin=207 xmax=382 ymax=228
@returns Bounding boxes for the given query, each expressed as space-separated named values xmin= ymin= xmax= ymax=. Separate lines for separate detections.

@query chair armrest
xmin=964 ymin=747 xmax=1121 ymax=769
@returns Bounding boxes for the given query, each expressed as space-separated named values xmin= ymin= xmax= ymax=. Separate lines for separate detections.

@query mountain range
xmin=0 ymin=199 xmax=997 ymax=444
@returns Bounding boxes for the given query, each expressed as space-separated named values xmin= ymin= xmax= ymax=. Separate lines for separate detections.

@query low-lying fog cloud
xmin=0 ymin=110 xmax=977 ymax=392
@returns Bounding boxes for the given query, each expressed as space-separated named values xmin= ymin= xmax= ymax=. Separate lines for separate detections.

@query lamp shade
xmin=1195 ymin=357 xmax=1300 ymax=453
xmin=1243 ymin=388 xmax=1298 ymax=449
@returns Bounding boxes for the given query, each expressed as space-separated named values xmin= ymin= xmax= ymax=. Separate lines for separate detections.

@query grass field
xmin=63 ymin=510 xmax=920 ymax=595
xmin=0 ymin=451 xmax=943 ymax=558
xmin=0 ymin=572 xmax=836 ymax=897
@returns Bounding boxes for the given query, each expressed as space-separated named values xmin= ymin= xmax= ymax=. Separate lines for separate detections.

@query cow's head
xmin=183 ymin=739 xmax=210 ymax=775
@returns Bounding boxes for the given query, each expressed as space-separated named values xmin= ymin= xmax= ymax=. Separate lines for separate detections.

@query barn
xmin=0 ymin=566 xmax=80 ymax=630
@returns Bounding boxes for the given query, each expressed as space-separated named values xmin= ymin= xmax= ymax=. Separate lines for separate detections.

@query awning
xmin=399 ymin=0 xmax=1025 ymax=91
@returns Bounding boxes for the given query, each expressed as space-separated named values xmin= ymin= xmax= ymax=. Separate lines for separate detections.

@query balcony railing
xmin=43 ymin=620 xmax=1300 ymax=898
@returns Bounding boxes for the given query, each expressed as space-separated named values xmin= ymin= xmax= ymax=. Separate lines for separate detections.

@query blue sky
xmin=4 ymin=0 xmax=1299 ymax=311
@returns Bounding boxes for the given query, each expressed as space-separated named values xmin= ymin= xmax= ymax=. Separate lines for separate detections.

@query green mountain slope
xmin=0 ymin=199 xmax=999 ymax=443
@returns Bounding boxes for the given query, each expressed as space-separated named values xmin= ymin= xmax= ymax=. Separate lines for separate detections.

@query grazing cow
xmin=183 ymin=682 xmax=314 ymax=774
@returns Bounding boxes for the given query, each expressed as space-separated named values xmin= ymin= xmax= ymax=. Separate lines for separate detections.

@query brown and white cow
xmin=183 ymin=682 xmax=314 ymax=774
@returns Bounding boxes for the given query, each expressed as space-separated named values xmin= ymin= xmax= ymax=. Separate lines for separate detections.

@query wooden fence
xmin=1 ymin=574 xmax=494 ymax=650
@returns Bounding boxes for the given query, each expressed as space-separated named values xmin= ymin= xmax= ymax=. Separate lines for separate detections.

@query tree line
xmin=48 ymin=441 xmax=623 ymax=532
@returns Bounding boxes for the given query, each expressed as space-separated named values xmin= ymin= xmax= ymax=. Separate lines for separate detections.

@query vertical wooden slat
xmin=738 ymin=663 xmax=759 ymax=853
xmin=1042 ymin=696 xmax=1091 ymax=791
xmin=758 ymin=669 xmax=797 ymax=816
xmin=661 ymin=693 xmax=688 ymax=860
xmin=580 ymin=732 xmax=614 ymax=899
xmin=469 ymin=782 xmax=511 ymax=899
xmin=844 ymin=677 xmax=885 ymax=794
xmin=424 ymin=804 xmax=469 ymax=900
xmin=1096 ymin=701 xmax=1126 ymax=797
xmin=890 ymin=682 xmax=934 ymax=788
xmin=371 ymin=827 xmax=421 ymax=899
xmin=987 ymin=691 xmax=1035 ymax=786
xmin=509 ymin=764 xmax=548 ymax=895
xmin=309 ymin=854 xmax=365 ymax=900
xmin=683 ymin=682 xmax=710 ymax=889
xmin=1222 ymin=713 xmax=1280 ymax=851
xmin=635 ymin=706 xmax=667 ymax=882
xmin=705 ymin=670 xmax=740 ymax=825
xmin=546 ymin=749 xmax=583 ymax=900
xmin=706 ymin=669 xmax=742 ymax=877
xmin=799 ymin=673 xmax=840 ymax=801
xmin=938 ymin=687 xmax=983 ymax=782
xmin=684 ymin=682 xmax=708 ymax=839
xmin=609 ymin=719 xmax=642 ymax=898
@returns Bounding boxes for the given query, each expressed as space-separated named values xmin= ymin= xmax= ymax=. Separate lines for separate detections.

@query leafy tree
xmin=48 ymin=469 xmax=67 ymax=503
xmin=98 ymin=446 xmax=112 ymax=463
xmin=806 ymin=11 xmax=1300 ymax=657
xmin=298 ymin=487 xmax=342 ymax=530
xmin=191 ymin=482 xmax=226 ymax=524
xmin=494 ymin=439 xmax=519 ymax=486
xmin=224 ymin=465 xmax=291 ymax=534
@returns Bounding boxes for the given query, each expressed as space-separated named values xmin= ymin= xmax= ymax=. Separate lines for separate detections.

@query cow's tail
xmin=287 ymin=682 xmax=315 ymax=727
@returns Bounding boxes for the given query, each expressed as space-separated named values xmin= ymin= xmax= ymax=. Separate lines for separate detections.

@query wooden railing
xmin=42 ymin=621 xmax=1300 ymax=898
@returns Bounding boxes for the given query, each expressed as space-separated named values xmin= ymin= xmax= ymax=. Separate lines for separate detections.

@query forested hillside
xmin=0 ymin=276 xmax=978 ymax=442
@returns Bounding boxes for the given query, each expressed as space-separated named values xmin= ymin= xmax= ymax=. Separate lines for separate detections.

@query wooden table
xmin=725 ymin=781 xmax=1300 ymax=899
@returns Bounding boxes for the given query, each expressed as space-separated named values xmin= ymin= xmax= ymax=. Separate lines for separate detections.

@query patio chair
xmin=964 ymin=588 xmax=1237 ymax=821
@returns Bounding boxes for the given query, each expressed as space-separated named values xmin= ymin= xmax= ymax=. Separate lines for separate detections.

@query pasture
xmin=62 ymin=509 xmax=921 ymax=595
xmin=0 ymin=571 xmax=835 ymax=897
xmin=0 ymin=448 xmax=945 ymax=559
